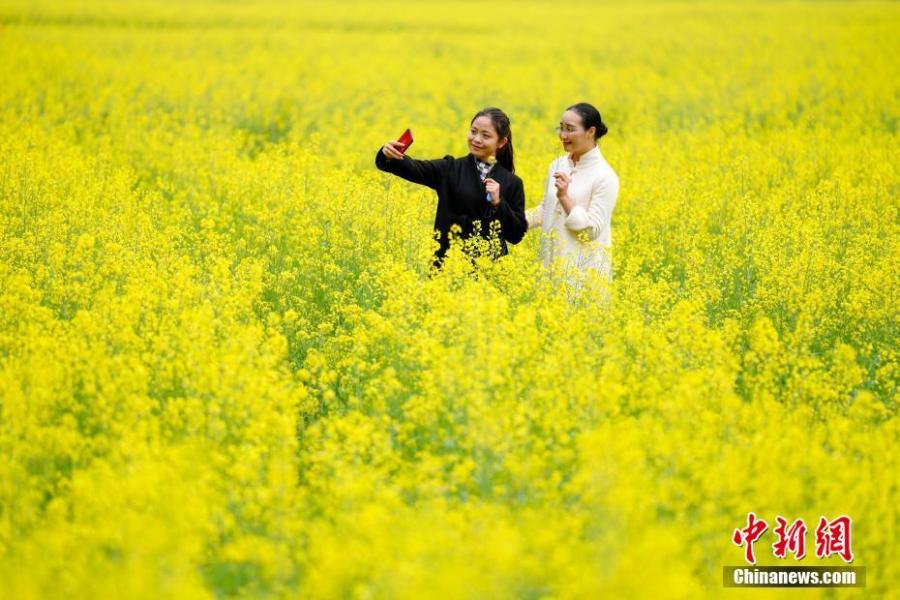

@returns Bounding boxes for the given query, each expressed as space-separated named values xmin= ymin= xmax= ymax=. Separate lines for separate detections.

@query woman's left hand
xmin=485 ymin=178 xmax=501 ymax=206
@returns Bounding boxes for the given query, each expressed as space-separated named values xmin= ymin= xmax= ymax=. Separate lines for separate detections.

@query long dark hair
xmin=471 ymin=107 xmax=515 ymax=173
xmin=566 ymin=102 xmax=608 ymax=140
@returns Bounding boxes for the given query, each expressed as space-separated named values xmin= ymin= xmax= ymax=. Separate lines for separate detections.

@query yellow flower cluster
xmin=0 ymin=0 xmax=897 ymax=597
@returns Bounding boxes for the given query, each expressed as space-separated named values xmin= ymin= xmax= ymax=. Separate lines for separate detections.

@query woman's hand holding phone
xmin=381 ymin=129 xmax=414 ymax=161
xmin=381 ymin=141 xmax=406 ymax=160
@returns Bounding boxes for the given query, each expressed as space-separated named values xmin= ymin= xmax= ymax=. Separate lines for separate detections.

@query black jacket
xmin=375 ymin=148 xmax=528 ymax=267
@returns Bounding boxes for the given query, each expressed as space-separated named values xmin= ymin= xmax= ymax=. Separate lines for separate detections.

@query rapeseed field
xmin=0 ymin=1 xmax=897 ymax=597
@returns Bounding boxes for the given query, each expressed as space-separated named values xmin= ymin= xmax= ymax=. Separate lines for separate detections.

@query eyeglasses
xmin=556 ymin=125 xmax=583 ymax=135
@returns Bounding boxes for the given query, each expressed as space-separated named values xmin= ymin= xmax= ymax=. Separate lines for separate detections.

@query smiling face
xmin=468 ymin=115 xmax=507 ymax=161
xmin=558 ymin=109 xmax=596 ymax=156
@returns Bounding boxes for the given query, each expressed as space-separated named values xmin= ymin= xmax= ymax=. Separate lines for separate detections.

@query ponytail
xmin=497 ymin=133 xmax=514 ymax=174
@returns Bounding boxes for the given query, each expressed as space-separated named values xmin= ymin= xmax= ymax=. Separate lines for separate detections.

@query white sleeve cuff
xmin=564 ymin=205 xmax=592 ymax=231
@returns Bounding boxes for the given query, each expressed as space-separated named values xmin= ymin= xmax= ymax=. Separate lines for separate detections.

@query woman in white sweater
xmin=526 ymin=103 xmax=619 ymax=284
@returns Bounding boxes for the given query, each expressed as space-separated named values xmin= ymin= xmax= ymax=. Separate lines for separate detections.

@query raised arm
xmin=374 ymin=144 xmax=451 ymax=190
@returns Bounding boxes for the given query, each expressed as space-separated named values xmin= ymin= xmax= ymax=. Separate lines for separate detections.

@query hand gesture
xmin=381 ymin=140 xmax=407 ymax=160
xmin=485 ymin=178 xmax=501 ymax=206
xmin=553 ymin=171 xmax=571 ymax=200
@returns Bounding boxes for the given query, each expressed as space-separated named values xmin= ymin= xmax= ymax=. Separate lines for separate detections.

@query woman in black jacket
xmin=375 ymin=107 xmax=528 ymax=270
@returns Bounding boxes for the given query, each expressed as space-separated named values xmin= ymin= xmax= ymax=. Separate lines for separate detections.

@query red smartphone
xmin=397 ymin=128 xmax=413 ymax=153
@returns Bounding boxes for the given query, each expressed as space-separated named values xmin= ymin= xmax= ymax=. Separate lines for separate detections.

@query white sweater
xmin=526 ymin=146 xmax=619 ymax=281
